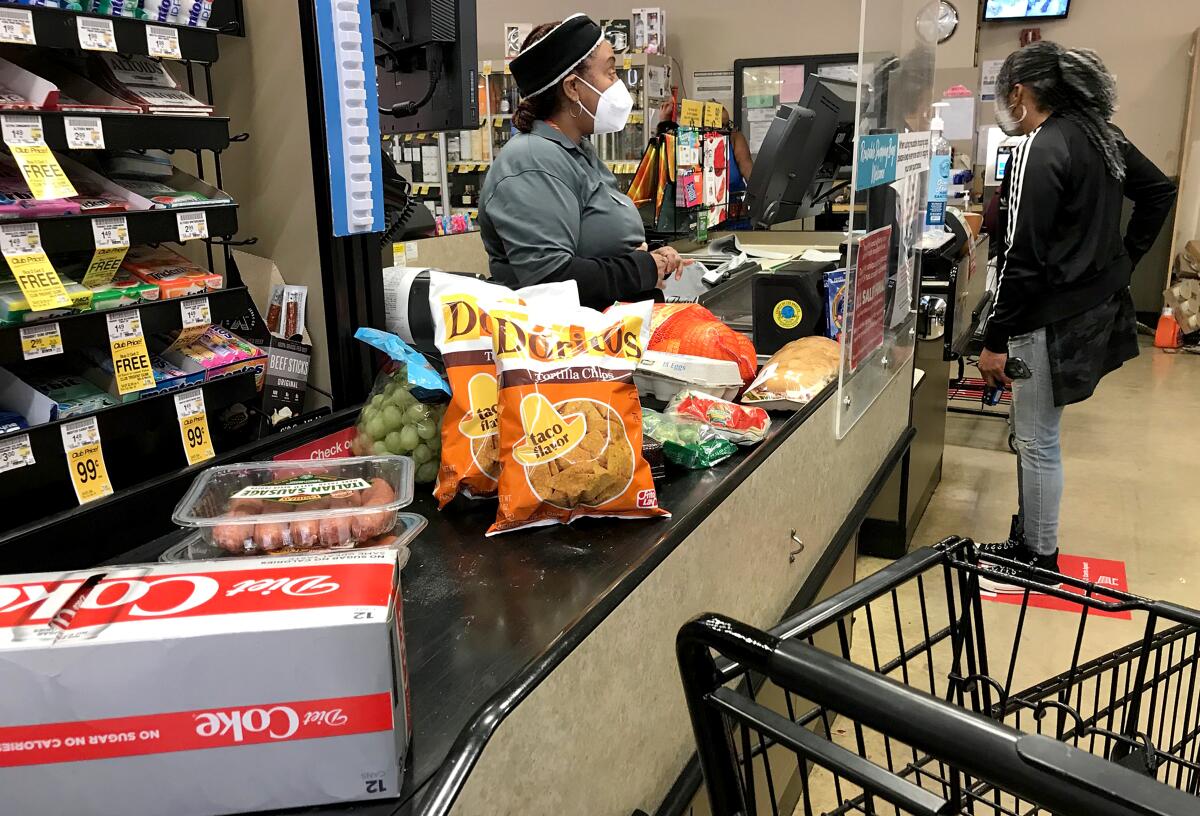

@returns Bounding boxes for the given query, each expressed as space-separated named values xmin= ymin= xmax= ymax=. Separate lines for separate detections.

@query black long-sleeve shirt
xmin=985 ymin=115 xmax=1176 ymax=353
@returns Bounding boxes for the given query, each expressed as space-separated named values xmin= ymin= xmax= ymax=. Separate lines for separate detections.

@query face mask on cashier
xmin=995 ymin=96 xmax=1026 ymax=137
xmin=572 ymin=77 xmax=634 ymax=134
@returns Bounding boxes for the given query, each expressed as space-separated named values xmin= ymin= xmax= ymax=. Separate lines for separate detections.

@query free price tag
xmin=1 ymin=116 xmax=77 ymax=202
xmin=166 ymin=295 xmax=211 ymax=351
xmin=82 ymin=216 xmax=129 ymax=287
xmin=175 ymin=389 xmax=215 ymax=466
xmin=176 ymin=210 xmax=208 ymax=242
xmin=105 ymin=309 xmax=156 ymax=395
xmin=19 ymin=322 xmax=62 ymax=360
xmin=146 ymin=24 xmax=182 ymax=59
xmin=0 ymin=224 xmax=70 ymax=312
xmin=0 ymin=433 xmax=34 ymax=475
xmin=64 ymin=116 xmax=105 ymax=150
xmin=61 ymin=417 xmax=113 ymax=505
xmin=76 ymin=16 xmax=116 ymax=52
xmin=0 ymin=8 xmax=35 ymax=46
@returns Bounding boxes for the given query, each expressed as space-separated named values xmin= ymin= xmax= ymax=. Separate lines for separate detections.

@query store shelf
xmin=448 ymin=161 xmax=489 ymax=173
xmin=35 ymin=111 xmax=231 ymax=153
xmin=6 ymin=203 xmax=239 ymax=253
xmin=0 ymin=285 xmax=250 ymax=365
xmin=0 ymin=2 xmax=225 ymax=61
xmin=0 ymin=369 xmax=258 ymax=538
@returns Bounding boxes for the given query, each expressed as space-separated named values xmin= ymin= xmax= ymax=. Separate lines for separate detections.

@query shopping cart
xmin=677 ymin=536 xmax=1200 ymax=816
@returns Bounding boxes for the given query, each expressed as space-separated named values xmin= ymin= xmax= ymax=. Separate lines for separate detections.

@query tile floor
xmin=786 ymin=343 xmax=1200 ymax=816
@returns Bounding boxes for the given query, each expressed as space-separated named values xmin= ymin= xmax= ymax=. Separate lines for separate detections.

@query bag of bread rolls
xmin=742 ymin=336 xmax=841 ymax=408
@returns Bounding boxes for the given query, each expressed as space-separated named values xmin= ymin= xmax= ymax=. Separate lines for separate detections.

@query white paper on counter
xmin=661 ymin=260 xmax=708 ymax=302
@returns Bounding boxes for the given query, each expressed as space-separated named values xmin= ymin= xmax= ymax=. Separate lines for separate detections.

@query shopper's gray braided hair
xmin=995 ymin=41 xmax=1126 ymax=180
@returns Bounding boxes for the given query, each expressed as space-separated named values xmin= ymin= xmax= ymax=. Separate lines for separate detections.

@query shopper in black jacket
xmin=976 ymin=41 xmax=1176 ymax=593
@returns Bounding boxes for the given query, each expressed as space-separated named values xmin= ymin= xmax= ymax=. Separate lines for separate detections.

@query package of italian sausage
xmin=428 ymin=272 xmax=578 ymax=507
xmin=487 ymin=299 xmax=669 ymax=535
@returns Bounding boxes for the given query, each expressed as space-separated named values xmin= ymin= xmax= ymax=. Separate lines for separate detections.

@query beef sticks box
xmin=0 ymin=549 xmax=409 ymax=816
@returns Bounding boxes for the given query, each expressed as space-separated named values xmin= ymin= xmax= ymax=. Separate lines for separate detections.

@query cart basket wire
xmin=677 ymin=536 xmax=1200 ymax=816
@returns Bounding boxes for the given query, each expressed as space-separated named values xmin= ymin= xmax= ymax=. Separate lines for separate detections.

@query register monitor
xmin=745 ymin=76 xmax=858 ymax=229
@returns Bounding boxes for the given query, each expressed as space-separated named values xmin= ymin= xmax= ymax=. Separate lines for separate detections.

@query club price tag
xmin=703 ymin=102 xmax=724 ymax=129
xmin=146 ymin=24 xmax=182 ymax=59
xmin=0 ymin=8 xmax=35 ymax=46
xmin=2 ymin=116 xmax=77 ymax=202
xmin=106 ymin=310 xmax=156 ymax=395
xmin=19 ymin=322 xmax=63 ymax=360
xmin=0 ymin=224 xmax=70 ymax=312
xmin=82 ymin=216 xmax=129 ymax=287
xmin=61 ymin=417 xmax=113 ymax=505
xmin=76 ymin=16 xmax=116 ymax=52
xmin=177 ymin=210 xmax=208 ymax=242
xmin=0 ymin=432 xmax=34 ymax=475
xmin=64 ymin=116 xmax=105 ymax=150
xmin=175 ymin=389 xmax=215 ymax=466
xmin=167 ymin=295 xmax=210 ymax=351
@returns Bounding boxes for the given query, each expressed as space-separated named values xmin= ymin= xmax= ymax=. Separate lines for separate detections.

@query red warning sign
xmin=982 ymin=553 xmax=1131 ymax=620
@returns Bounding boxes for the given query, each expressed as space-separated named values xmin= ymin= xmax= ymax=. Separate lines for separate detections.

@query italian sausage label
xmin=0 ymin=693 xmax=393 ymax=768
xmin=232 ymin=475 xmax=371 ymax=503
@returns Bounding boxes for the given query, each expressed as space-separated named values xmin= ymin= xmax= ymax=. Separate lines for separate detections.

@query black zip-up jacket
xmin=985 ymin=115 xmax=1176 ymax=353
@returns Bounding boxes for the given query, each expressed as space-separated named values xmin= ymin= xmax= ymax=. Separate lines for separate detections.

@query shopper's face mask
xmin=995 ymin=91 xmax=1027 ymax=137
xmin=571 ymin=76 xmax=634 ymax=135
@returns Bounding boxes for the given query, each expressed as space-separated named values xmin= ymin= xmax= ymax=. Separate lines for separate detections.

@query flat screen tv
xmin=983 ymin=0 xmax=1071 ymax=21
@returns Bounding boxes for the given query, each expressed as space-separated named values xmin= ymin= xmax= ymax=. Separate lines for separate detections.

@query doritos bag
xmin=428 ymin=272 xmax=578 ymax=507
xmin=488 ymin=300 xmax=669 ymax=535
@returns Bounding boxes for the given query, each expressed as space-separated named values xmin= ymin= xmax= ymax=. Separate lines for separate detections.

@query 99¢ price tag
xmin=61 ymin=417 xmax=113 ymax=505
xmin=175 ymin=389 xmax=215 ymax=466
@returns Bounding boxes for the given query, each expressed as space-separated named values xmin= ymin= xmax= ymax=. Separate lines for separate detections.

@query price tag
xmin=392 ymin=242 xmax=407 ymax=267
xmin=2 ymin=116 xmax=77 ymax=201
xmin=145 ymin=24 xmax=182 ymax=59
xmin=176 ymin=210 xmax=209 ymax=242
xmin=481 ymin=60 xmax=492 ymax=76
xmin=61 ymin=417 xmax=113 ymax=505
xmin=19 ymin=322 xmax=63 ymax=360
xmin=0 ymin=432 xmax=34 ymax=475
xmin=1 ymin=114 xmax=42 ymax=145
xmin=82 ymin=216 xmax=129 ymax=287
xmin=76 ymin=16 xmax=116 ymax=52
xmin=166 ymin=295 xmax=210 ymax=351
xmin=174 ymin=389 xmax=215 ymax=466
xmin=623 ymin=55 xmax=633 ymax=71
xmin=64 ymin=116 xmax=105 ymax=150
xmin=0 ymin=224 xmax=70 ymax=312
xmin=679 ymin=99 xmax=704 ymax=127
xmin=0 ymin=8 xmax=35 ymax=46
xmin=105 ymin=310 xmax=156 ymax=395
xmin=703 ymin=102 xmax=725 ymax=129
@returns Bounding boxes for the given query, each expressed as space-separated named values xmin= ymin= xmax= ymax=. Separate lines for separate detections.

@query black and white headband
xmin=509 ymin=13 xmax=605 ymax=98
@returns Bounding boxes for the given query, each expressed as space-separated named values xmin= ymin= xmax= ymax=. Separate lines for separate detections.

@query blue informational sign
xmin=854 ymin=134 xmax=899 ymax=191
xmin=925 ymin=153 xmax=952 ymax=226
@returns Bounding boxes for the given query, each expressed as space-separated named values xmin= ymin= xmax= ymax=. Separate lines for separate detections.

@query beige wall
xmin=978 ymin=1 xmax=1200 ymax=174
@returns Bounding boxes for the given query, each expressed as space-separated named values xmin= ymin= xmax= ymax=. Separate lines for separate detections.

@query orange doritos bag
xmin=487 ymin=300 xmax=669 ymax=535
xmin=429 ymin=272 xmax=579 ymax=507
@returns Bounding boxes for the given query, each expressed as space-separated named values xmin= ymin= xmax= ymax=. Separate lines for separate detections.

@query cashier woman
xmin=479 ymin=14 xmax=684 ymax=309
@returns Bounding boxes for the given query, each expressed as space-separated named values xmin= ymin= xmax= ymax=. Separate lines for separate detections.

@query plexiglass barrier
xmin=835 ymin=0 xmax=938 ymax=439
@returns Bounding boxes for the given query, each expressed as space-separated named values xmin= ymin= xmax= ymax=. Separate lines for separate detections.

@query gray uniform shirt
xmin=479 ymin=120 xmax=647 ymax=286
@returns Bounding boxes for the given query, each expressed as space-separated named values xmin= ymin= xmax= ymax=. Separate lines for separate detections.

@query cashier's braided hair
xmin=996 ymin=41 xmax=1126 ymax=180
xmin=513 ymin=22 xmax=602 ymax=133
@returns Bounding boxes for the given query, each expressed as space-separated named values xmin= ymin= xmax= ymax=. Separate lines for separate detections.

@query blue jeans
xmin=1009 ymin=328 xmax=1063 ymax=556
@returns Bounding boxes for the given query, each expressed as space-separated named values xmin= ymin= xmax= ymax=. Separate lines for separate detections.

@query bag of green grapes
xmin=352 ymin=327 xmax=451 ymax=484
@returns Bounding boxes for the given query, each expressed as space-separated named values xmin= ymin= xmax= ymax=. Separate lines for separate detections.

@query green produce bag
xmin=641 ymin=408 xmax=737 ymax=470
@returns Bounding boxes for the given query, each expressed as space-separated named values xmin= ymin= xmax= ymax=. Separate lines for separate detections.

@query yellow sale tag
xmin=679 ymin=99 xmax=704 ymax=127
xmin=175 ymin=389 xmax=215 ymax=466
xmin=8 ymin=143 xmax=76 ymax=201
xmin=703 ymin=102 xmax=725 ymax=129
xmin=481 ymin=60 xmax=492 ymax=76
xmin=623 ymin=55 xmax=633 ymax=71
xmin=19 ymin=322 xmax=62 ymax=360
xmin=82 ymin=245 xmax=127 ymax=288
xmin=392 ymin=242 xmax=407 ymax=267
xmin=106 ymin=310 xmax=156 ymax=395
xmin=61 ymin=418 xmax=113 ymax=505
xmin=7 ymin=250 xmax=70 ymax=311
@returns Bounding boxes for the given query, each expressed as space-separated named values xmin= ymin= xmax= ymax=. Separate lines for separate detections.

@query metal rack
xmin=0 ymin=0 xmax=251 ymax=557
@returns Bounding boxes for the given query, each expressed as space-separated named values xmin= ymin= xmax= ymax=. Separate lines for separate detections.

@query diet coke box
xmin=0 ymin=549 xmax=410 ymax=816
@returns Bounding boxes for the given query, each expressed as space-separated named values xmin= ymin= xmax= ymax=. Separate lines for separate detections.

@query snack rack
xmin=0 ymin=0 xmax=255 ymax=567
xmin=640 ymin=119 xmax=739 ymax=242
